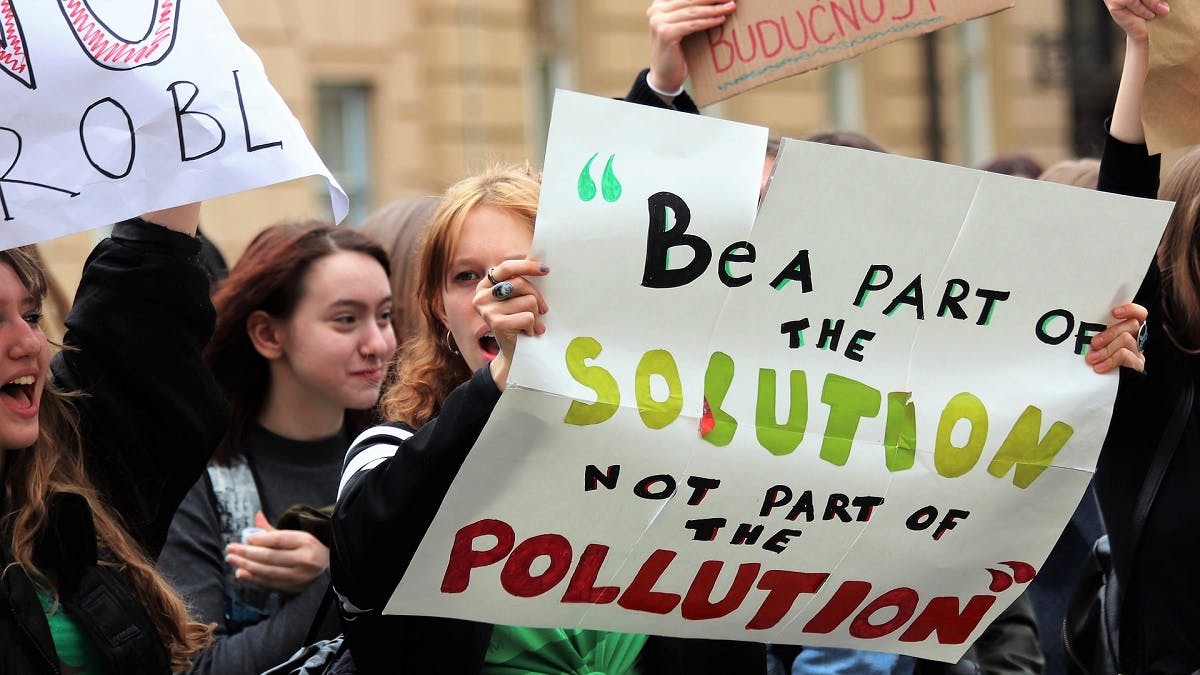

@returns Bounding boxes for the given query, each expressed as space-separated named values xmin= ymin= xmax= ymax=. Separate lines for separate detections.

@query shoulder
xmin=338 ymin=423 xmax=416 ymax=498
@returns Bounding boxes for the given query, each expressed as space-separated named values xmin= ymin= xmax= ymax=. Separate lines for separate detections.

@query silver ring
xmin=487 ymin=268 xmax=500 ymax=285
xmin=491 ymin=281 xmax=514 ymax=300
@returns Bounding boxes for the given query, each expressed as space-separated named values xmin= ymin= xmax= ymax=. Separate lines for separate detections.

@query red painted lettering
xmin=746 ymin=570 xmax=828 ymax=630
xmin=617 ymin=549 xmax=682 ymax=614
xmin=440 ymin=518 xmax=515 ymax=593
xmin=499 ymin=533 xmax=572 ymax=598
xmin=560 ymin=544 xmax=620 ymax=604
xmin=849 ymin=587 xmax=919 ymax=639
xmin=681 ymin=561 xmax=760 ymax=620
xmin=899 ymin=594 xmax=996 ymax=644
xmin=802 ymin=580 xmax=872 ymax=633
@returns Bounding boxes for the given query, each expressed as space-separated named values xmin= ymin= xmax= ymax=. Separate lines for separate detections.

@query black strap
xmin=1120 ymin=377 xmax=1194 ymax=614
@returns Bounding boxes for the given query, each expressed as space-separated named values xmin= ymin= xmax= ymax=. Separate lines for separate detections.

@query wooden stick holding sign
xmin=682 ymin=0 xmax=1015 ymax=106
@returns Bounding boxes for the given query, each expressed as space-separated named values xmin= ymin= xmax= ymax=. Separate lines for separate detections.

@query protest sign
xmin=383 ymin=91 xmax=1172 ymax=661
xmin=1145 ymin=2 xmax=1200 ymax=154
xmin=0 ymin=0 xmax=345 ymax=248
xmin=682 ymin=0 xmax=1014 ymax=107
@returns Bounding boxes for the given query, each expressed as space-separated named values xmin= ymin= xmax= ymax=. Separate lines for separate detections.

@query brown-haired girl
xmin=1075 ymin=1 xmax=1200 ymax=673
xmin=1 ymin=205 xmax=227 ymax=674
xmin=159 ymin=222 xmax=396 ymax=674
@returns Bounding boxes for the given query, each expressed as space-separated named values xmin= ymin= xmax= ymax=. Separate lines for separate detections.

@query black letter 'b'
xmin=642 ymin=191 xmax=711 ymax=289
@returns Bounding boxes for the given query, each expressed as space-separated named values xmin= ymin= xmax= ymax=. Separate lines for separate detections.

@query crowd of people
xmin=1 ymin=0 xmax=1194 ymax=673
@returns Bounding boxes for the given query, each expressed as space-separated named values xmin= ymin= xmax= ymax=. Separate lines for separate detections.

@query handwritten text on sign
xmin=681 ymin=0 xmax=1013 ymax=106
xmin=0 ymin=0 xmax=344 ymax=248
xmin=384 ymin=92 xmax=1171 ymax=662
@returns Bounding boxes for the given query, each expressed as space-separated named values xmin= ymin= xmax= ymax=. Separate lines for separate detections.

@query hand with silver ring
xmin=487 ymin=268 xmax=500 ymax=286
xmin=491 ymin=281 xmax=515 ymax=300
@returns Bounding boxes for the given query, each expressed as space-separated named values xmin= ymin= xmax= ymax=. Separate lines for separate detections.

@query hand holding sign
xmin=647 ymin=0 xmax=738 ymax=99
xmin=1104 ymin=0 xmax=1170 ymax=44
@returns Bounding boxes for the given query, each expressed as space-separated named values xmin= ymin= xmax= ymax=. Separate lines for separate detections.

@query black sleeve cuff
xmin=624 ymin=68 xmax=701 ymax=115
xmin=1098 ymin=117 xmax=1161 ymax=199
xmin=111 ymin=217 xmax=202 ymax=255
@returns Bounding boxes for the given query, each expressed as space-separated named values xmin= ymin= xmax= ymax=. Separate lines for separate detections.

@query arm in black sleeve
xmin=1098 ymin=119 xmax=1161 ymax=200
xmin=331 ymin=366 xmax=502 ymax=611
xmin=52 ymin=218 xmax=229 ymax=558
xmin=623 ymin=68 xmax=700 ymax=114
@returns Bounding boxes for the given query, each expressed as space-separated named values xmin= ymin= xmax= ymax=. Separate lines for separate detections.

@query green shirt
xmin=483 ymin=626 xmax=646 ymax=674
xmin=37 ymin=588 xmax=107 ymax=675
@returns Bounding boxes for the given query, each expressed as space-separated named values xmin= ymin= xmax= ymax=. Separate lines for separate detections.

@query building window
xmin=316 ymin=84 xmax=373 ymax=227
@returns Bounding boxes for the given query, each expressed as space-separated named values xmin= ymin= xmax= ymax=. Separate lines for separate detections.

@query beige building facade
xmin=41 ymin=0 xmax=1120 ymax=292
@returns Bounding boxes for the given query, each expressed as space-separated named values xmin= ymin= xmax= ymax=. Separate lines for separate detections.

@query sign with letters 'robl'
xmin=0 ymin=0 xmax=344 ymax=248
xmin=683 ymin=0 xmax=1014 ymax=107
xmin=385 ymin=92 xmax=1172 ymax=661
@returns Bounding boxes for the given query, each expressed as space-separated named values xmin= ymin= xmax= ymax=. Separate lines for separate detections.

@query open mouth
xmin=0 ymin=375 xmax=36 ymax=410
xmin=478 ymin=332 xmax=500 ymax=359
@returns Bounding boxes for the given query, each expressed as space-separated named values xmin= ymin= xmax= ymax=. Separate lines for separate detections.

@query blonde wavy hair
xmin=0 ymin=247 xmax=212 ymax=671
xmin=379 ymin=164 xmax=541 ymax=427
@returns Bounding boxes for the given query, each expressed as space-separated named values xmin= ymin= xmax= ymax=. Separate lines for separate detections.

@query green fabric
xmin=37 ymin=588 xmax=108 ymax=675
xmin=483 ymin=625 xmax=646 ymax=674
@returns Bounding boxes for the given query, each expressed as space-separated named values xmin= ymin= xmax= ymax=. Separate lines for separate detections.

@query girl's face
xmin=0 ymin=263 xmax=49 ymax=451
xmin=271 ymin=250 xmax=397 ymax=413
xmin=438 ymin=205 xmax=533 ymax=373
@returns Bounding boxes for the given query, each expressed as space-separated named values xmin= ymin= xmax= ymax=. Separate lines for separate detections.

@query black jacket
xmin=331 ymin=365 xmax=764 ymax=675
xmin=0 ymin=219 xmax=228 ymax=675
xmin=1094 ymin=132 xmax=1200 ymax=674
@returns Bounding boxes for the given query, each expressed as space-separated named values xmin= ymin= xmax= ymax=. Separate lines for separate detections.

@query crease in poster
xmin=383 ymin=91 xmax=1171 ymax=662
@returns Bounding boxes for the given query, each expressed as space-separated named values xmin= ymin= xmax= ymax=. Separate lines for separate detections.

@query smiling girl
xmin=158 ymin=221 xmax=396 ymax=675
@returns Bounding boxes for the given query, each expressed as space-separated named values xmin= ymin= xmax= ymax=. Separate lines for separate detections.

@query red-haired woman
xmin=158 ymin=221 xmax=396 ymax=675
xmin=1 ymin=205 xmax=227 ymax=674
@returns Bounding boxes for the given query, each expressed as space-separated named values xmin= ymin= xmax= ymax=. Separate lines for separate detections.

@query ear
xmin=246 ymin=310 xmax=286 ymax=360
xmin=433 ymin=293 xmax=449 ymax=328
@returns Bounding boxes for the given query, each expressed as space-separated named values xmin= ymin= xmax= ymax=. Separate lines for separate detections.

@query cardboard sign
xmin=0 ymin=0 xmax=345 ymax=248
xmin=682 ymin=0 xmax=1014 ymax=106
xmin=1145 ymin=2 xmax=1200 ymax=154
xmin=384 ymin=92 xmax=1171 ymax=662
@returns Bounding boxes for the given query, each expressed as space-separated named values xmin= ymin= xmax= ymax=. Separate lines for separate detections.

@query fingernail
xmin=539 ymin=264 xmax=549 ymax=273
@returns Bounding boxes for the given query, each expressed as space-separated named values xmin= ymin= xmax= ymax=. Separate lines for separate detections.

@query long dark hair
xmin=206 ymin=221 xmax=391 ymax=462
xmin=0 ymin=247 xmax=212 ymax=670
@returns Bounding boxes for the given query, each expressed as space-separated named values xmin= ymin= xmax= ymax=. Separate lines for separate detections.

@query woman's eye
xmin=333 ymin=315 xmax=356 ymax=326
xmin=379 ymin=309 xmax=393 ymax=323
xmin=22 ymin=312 xmax=42 ymax=326
xmin=454 ymin=270 xmax=480 ymax=283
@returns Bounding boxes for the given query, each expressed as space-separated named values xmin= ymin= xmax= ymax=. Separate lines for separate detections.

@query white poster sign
xmin=0 ymin=0 xmax=345 ymax=247
xmin=385 ymin=91 xmax=1171 ymax=662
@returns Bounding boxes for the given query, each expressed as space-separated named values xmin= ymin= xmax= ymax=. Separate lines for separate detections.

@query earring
xmin=445 ymin=330 xmax=460 ymax=356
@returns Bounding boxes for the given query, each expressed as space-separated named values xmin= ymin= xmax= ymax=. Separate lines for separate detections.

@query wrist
xmin=646 ymin=70 xmax=685 ymax=100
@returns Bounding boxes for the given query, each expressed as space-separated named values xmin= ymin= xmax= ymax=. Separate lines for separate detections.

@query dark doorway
xmin=1064 ymin=0 xmax=1121 ymax=157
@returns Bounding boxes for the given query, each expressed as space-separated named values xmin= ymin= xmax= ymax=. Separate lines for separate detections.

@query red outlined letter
xmin=57 ymin=0 xmax=180 ymax=70
xmin=0 ymin=0 xmax=34 ymax=88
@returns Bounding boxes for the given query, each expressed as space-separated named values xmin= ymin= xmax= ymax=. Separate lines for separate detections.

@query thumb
xmin=254 ymin=511 xmax=276 ymax=531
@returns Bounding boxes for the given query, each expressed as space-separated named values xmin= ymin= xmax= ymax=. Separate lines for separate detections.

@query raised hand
xmin=647 ymin=0 xmax=737 ymax=99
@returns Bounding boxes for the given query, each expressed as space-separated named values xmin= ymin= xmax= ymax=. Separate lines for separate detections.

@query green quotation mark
xmin=577 ymin=153 xmax=622 ymax=203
